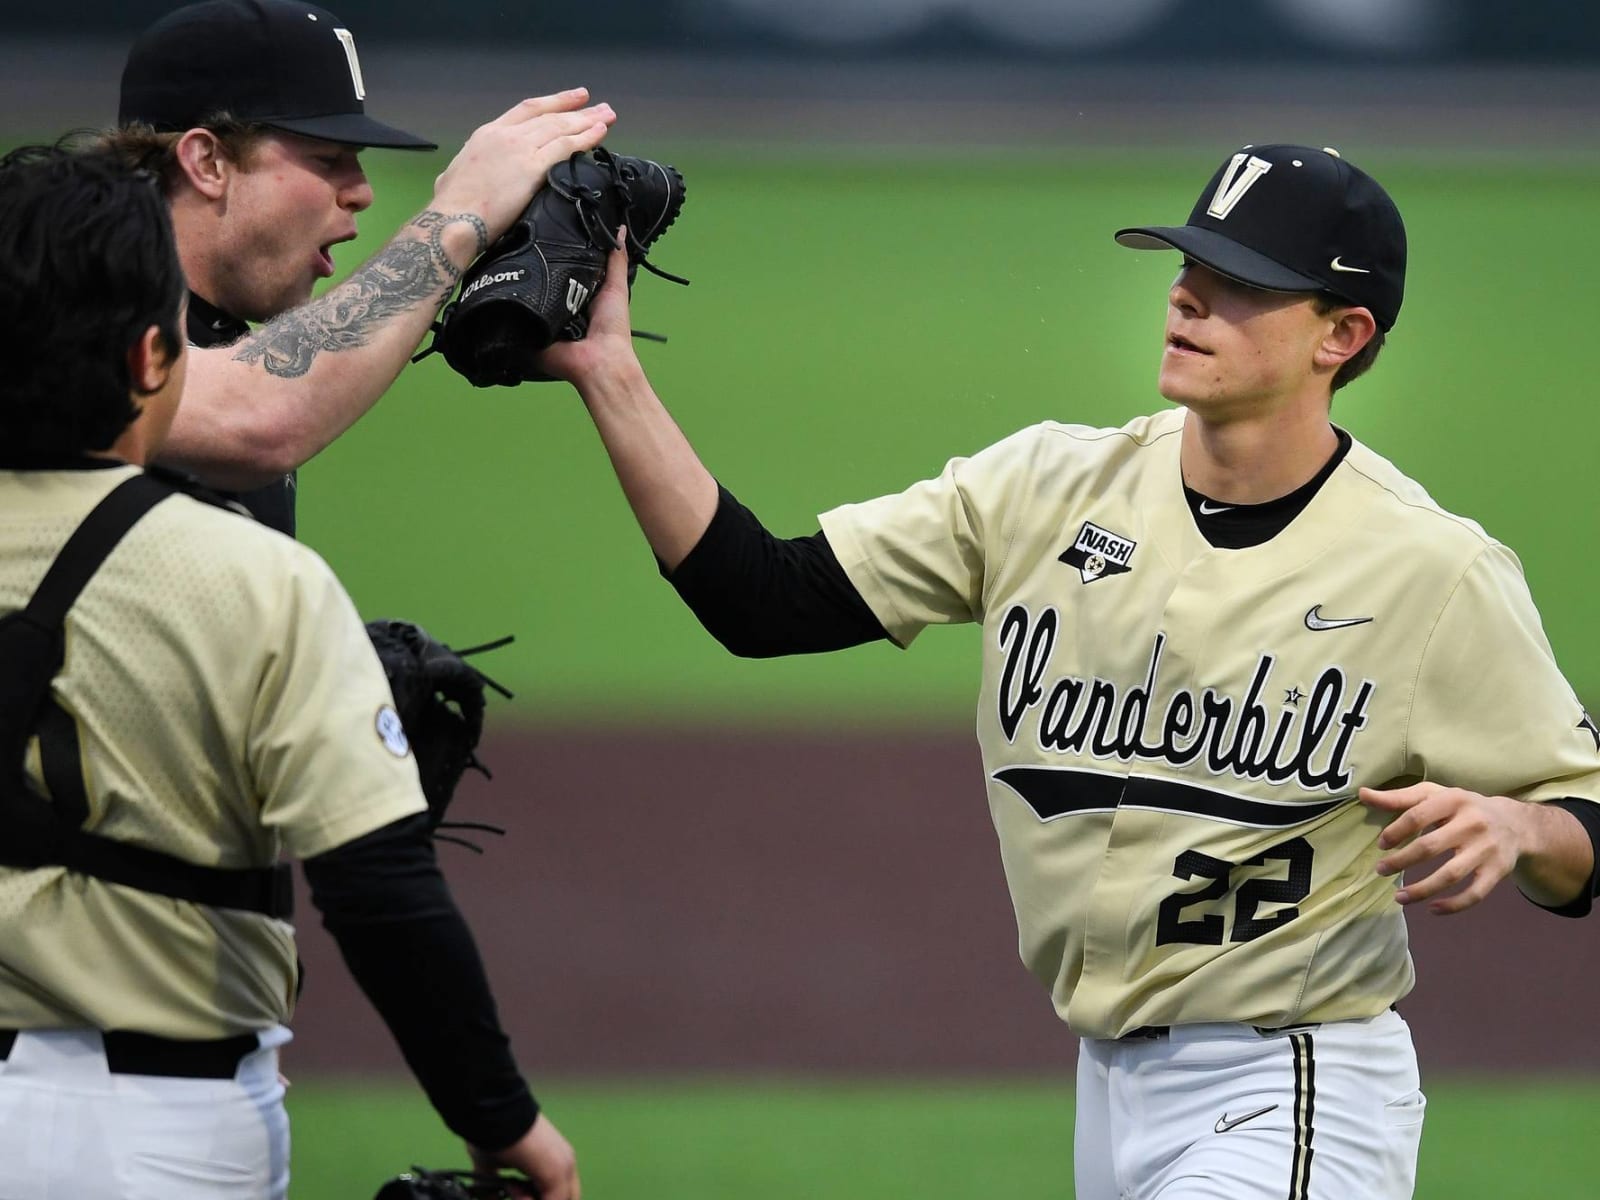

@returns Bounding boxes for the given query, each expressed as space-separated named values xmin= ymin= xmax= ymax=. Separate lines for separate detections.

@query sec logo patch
xmin=376 ymin=705 xmax=410 ymax=757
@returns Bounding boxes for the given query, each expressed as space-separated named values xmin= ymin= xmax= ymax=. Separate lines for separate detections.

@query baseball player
xmin=105 ymin=0 xmax=615 ymax=534
xmin=0 ymin=148 xmax=576 ymax=1199
xmin=541 ymin=145 xmax=1600 ymax=1198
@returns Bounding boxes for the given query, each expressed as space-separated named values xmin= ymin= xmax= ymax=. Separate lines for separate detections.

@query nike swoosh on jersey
xmin=1197 ymin=500 xmax=1234 ymax=515
xmin=1304 ymin=605 xmax=1373 ymax=631
xmin=1329 ymin=256 xmax=1371 ymax=274
xmin=1215 ymin=1103 xmax=1279 ymax=1133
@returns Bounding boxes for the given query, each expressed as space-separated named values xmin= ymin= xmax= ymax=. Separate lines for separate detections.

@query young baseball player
xmin=541 ymin=144 xmax=1600 ymax=1198
xmin=0 ymin=148 xmax=577 ymax=1199
xmin=106 ymin=0 xmax=615 ymax=535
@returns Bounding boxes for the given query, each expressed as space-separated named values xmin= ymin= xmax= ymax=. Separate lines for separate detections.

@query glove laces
xmin=435 ymin=634 xmax=515 ymax=853
xmin=553 ymin=147 xmax=691 ymax=287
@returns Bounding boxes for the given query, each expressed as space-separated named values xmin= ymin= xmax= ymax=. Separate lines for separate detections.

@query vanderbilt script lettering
xmin=996 ymin=605 xmax=1373 ymax=793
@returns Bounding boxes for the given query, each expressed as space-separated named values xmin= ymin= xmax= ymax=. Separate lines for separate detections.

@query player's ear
xmin=127 ymin=323 xmax=181 ymax=397
xmin=172 ymin=128 xmax=233 ymax=200
xmin=1314 ymin=305 xmax=1377 ymax=372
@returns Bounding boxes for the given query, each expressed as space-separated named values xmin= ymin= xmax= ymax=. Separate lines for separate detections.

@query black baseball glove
xmin=419 ymin=147 xmax=689 ymax=387
xmin=374 ymin=1168 xmax=536 ymax=1199
xmin=365 ymin=620 xmax=514 ymax=848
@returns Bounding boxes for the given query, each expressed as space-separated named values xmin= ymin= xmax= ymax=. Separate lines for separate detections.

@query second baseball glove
xmin=365 ymin=620 xmax=514 ymax=848
xmin=374 ymin=1167 xmax=535 ymax=1199
xmin=423 ymin=147 xmax=689 ymax=387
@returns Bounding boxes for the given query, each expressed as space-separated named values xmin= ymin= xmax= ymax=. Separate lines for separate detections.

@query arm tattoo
xmin=232 ymin=210 xmax=491 ymax=379
xmin=411 ymin=209 xmax=490 ymax=284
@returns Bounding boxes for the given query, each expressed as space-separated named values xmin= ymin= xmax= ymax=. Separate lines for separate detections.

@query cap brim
xmin=1114 ymin=225 xmax=1325 ymax=295
xmin=265 ymin=112 xmax=436 ymax=151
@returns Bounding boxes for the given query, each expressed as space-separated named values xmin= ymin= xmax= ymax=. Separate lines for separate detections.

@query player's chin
xmin=1157 ymin=366 xmax=1209 ymax=407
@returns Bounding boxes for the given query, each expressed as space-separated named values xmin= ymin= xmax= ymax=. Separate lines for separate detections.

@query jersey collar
xmin=186 ymin=291 xmax=250 ymax=349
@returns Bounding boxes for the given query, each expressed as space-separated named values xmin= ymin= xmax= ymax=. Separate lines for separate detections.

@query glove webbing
xmin=433 ymin=634 xmax=513 ymax=855
xmin=551 ymin=147 xmax=691 ymax=287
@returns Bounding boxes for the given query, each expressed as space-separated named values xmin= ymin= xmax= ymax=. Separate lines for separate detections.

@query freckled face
xmin=210 ymin=133 xmax=373 ymax=321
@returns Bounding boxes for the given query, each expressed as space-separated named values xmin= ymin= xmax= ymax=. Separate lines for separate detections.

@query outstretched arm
xmin=161 ymin=92 xmax=616 ymax=490
xmin=541 ymin=237 xmax=887 ymax=657
xmin=538 ymin=235 xmax=719 ymax=570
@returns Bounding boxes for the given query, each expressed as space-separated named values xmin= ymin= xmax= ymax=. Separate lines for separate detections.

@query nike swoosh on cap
xmin=1305 ymin=605 xmax=1374 ymax=631
xmin=1329 ymin=256 xmax=1371 ymax=274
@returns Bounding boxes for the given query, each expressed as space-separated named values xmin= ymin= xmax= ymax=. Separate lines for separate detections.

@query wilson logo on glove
xmin=417 ymin=147 xmax=689 ymax=386
xmin=460 ymin=268 xmax=526 ymax=301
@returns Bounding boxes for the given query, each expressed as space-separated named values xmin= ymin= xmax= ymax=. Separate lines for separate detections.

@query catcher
xmin=0 ymin=146 xmax=574 ymax=1200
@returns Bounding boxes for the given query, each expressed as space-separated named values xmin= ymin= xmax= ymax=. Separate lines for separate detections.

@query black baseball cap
xmin=119 ymin=0 xmax=436 ymax=151
xmin=1115 ymin=144 xmax=1405 ymax=330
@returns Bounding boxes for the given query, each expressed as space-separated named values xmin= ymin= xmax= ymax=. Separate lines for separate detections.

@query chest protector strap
xmin=0 ymin=473 xmax=292 ymax=918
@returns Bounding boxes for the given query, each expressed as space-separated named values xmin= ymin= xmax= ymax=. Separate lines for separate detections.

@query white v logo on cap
xmin=332 ymin=28 xmax=366 ymax=100
xmin=1207 ymin=153 xmax=1273 ymax=220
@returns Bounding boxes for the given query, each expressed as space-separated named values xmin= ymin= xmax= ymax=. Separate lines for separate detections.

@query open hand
xmin=1359 ymin=783 xmax=1528 ymax=915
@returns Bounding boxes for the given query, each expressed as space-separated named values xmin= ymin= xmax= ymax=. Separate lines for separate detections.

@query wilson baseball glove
xmin=365 ymin=620 xmax=514 ymax=849
xmin=419 ymin=147 xmax=689 ymax=387
xmin=374 ymin=1167 xmax=535 ymax=1199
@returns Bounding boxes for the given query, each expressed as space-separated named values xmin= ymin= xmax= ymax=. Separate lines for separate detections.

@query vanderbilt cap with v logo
xmin=119 ymin=0 xmax=436 ymax=150
xmin=1115 ymin=144 xmax=1406 ymax=330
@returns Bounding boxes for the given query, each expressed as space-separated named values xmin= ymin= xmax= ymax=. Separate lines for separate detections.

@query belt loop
xmin=1118 ymin=1025 xmax=1170 ymax=1041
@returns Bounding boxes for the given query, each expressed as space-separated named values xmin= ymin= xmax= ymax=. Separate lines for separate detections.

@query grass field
xmin=287 ymin=1075 xmax=1600 ymax=1198
xmin=292 ymin=149 xmax=1600 ymax=724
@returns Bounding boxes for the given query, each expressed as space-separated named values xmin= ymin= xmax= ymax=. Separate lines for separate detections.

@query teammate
xmin=107 ymin=0 xmax=615 ymax=534
xmin=0 ymin=148 xmax=577 ymax=1199
xmin=540 ymin=145 xmax=1600 ymax=1198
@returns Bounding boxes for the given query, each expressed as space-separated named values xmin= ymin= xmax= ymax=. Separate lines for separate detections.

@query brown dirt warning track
xmin=287 ymin=726 xmax=1600 ymax=1079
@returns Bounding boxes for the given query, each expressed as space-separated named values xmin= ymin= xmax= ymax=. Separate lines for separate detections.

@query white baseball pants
xmin=1075 ymin=1009 xmax=1424 ymax=1200
xmin=0 ymin=1025 xmax=292 ymax=1200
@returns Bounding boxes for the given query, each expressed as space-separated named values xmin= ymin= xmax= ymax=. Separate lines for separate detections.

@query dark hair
xmin=1313 ymin=293 xmax=1387 ymax=394
xmin=96 ymin=114 xmax=270 ymax=196
xmin=0 ymin=142 xmax=185 ymax=458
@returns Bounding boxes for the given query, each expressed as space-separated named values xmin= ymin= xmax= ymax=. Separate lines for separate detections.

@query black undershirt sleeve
xmin=664 ymin=483 xmax=889 ymax=657
xmin=1529 ymin=799 xmax=1600 ymax=918
xmin=302 ymin=813 xmax=538 ymax=1150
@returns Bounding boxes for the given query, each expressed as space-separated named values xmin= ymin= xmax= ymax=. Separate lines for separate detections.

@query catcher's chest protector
xmin=0 ymin=472 xmax=292 ymax=917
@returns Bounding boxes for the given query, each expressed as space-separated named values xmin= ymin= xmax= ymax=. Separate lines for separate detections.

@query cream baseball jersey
xmin=0 ymin=465 xmax=426 ymax=1039
xmin=821 ymin=407 xmax=1600 ymax=1039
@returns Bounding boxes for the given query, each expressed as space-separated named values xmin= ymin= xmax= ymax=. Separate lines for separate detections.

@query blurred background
xmin=6 ymin=3 xmax=1600 ymax=1196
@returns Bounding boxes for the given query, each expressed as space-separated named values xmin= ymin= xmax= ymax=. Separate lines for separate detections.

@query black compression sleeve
xmin=664 ymin=484 xmax=889 ymax=657
xmin=302 ymin=814 xmax=538 ymax=1149
xmin=1532 ymin=799 xmax=1600 ymax=918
